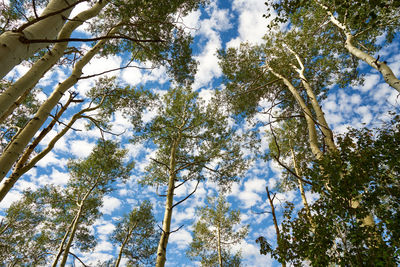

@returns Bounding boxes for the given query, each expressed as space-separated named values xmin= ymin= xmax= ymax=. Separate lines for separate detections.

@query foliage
xmin=136 ymin=86 xmax=247 ymax=188
xmin=111 ymin=200 xmax=158 ymax=266
xmin=261 ymin=116 xmax=400 ymax=266
xmin=0 ymin=139 xmax=133 ymax=265
xmin=0 ymin=83 xmax=42 ymax=153
xmin=89 ymin=0 xmax=209 ymax=84
xmin=187 ymin=194 xmax=248 ymax=267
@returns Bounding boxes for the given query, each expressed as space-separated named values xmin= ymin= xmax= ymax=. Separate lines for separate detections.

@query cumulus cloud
xmin=100 ymin=196 xmax=122 ymax=215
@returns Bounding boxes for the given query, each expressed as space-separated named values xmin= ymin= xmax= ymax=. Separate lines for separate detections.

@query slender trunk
xmin=0 ymin=98 xmax=103 ymax=201
xmin=266 ymin=187 xmax=286 ymax=267
xmin=0 ymin=34 xmax=109 ymax=185
xmin=318 ymin=2 xmax=400 ymax=93
xmin=0 ymin=0 xmax=107 ymax=123
xmin=267 ymin=64 xmax=323 ymax=159
xmin=155 ymin=138 xmax=180 ymax=267
xmin=114 ymin=224 xmax=136 ymax=267
xmin=217 ymin=224 xmax=223 ymax=267
xmin=59 ymin=184 xmax=96 ymax=267
xmin=285 ymin=46 xmax=337 ymax=152
xmin=0 ymin=0 xmax=79 ymax=79
xmin=51 ymin=217 xmax=76 ymax=267
xmin=55 ymin=204 xmax=83 ymax=267
xmin=290 ymin=146 xmax=316 ymax=229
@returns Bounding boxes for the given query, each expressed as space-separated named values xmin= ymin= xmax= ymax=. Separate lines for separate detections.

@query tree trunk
xmin=0 ymin=99 xmax=102 ymax=202
xmin=290 ymin=146 xmax=315 ymax=229
xmin=285 ymin=46 xmax=337 ymax=152
xmin=155 ymin=137 xmax=180 ymax=267
xmin=266 ymin=186 xmax=286 ymax=267
xmin=0 ymin=0 xmax=79 ymax=79
xmin=217 ymin=224 xmax=223 ymax=267
xmin=267 ymin=64 xmax=323 ymax=159
xmin=0 ymin=34 xmax=108 ymax=186
xmin=0 ymin=0 xmax=107 ymax=123
xmin=319 ymin=1 xmax=400 ymax=93
xmin=58 ymin=183 xmax=96 ymax=267
xmin=114 ymin=224 xmax=136 ymax=267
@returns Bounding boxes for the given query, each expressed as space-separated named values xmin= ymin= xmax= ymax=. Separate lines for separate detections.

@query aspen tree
xmin=111 ymin=200 xmax=158 ymax=267
xmin=135 ymin=87 xmax=246 ymax=267
xmin=187 ymin=194 xmax=248 ymax=267
xmin=0 ymin=0 xmax=80 ymax=78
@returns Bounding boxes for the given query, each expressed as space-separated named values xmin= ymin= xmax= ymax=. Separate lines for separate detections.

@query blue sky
xmin=1 ymin=0 xmax=400 ymax=266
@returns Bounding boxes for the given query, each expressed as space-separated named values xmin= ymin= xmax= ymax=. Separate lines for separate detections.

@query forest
xmin=0 ymin=0 xmax=399 ymax=266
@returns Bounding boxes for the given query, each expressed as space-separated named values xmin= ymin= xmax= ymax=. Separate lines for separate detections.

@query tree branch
xmin=172 ymin=180 xmax=200 ymax=209
xmin=19 ymin=35 xmax=164 ymax=44
xmin=17 ymin=0 xmax=89 ymax=32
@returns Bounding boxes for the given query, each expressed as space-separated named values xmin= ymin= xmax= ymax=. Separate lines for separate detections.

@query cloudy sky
xmin=2 ymin=0 xmax=400 ymax=266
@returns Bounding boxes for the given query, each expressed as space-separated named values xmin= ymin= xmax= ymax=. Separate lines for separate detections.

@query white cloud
xmin=100 ymin=196 xmax=122 ymax=215
xmin=227 ymin=0 xmax=270 ymax=47
xmin=97 ymin=222 xmax=116 ymax=235
xmin=122 ymin=66 xmax=143 ymax=86
xmin=355 ymin=74 xmax=380 ymax=92
xmin=234 ymin=178 xmax=266 ymax=208
xmin=169 ymin=228 xmax=193 ymax=250
xmin=70 ymin=139 xmax=95 ymax=158
xmin=0 ymin=190 xmax=22 ymax=209
xmin=38 ymin=168 xmax=70 ymax=186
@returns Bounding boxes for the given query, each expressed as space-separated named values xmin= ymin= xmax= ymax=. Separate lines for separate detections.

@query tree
xmin=0 ymin=139 xmax=133 ymax=266
xmin=0 ymin=0 xmax=206 ymax=201
xmin=219 ymin=4 xmax=392 ymax=264
xmin=187 ymin=194 xmax=248 ymax=267
xmin=274 ymin=116 xmax=400 ymax=265
xmin=135 ymin=86 xmax=247 ymax=267
xmin=0 ymin=77 xmax=149 ymax=201
xmin=52 ymin=139 xmax=133 ymax=267
xmin=0 ymin=0 xmax=81 ymax=78
xmin=267 ymin=0 xmax=400 ymax=93
xmin=111 ymin=200 xmax=158 ymax=267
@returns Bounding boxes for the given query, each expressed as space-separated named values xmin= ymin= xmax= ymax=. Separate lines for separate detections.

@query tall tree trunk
xmin=114 ymin=223 xmax=136 ymax=267
xmin=317 ymin=1 xmax=400 ymax=93
xmin=155 ymin=137 xmax=180 ymax=267
xmin=266 ymin=186 xmax=286 ymax=267
xmin=0 ymin=98 xmax=103 ymax=201
xmin=0 ymin=0 xmax=79 ymax=79
xmin=217 ymin=224 xmax=223 ymax=267
xmin=0 ymin=34 xmax=109 ymax=187
xmin=290 ymin=146 xmax=315 ymax=229
xmin=266 ymin=64 xmax=323 ymax=159
xmin=285 ymin=46 xmax=337 ymax=152
xmin=0 ymin=0 xmax=107 ymax=123
xmin=58 ymin=184 xmax=96 ymax=267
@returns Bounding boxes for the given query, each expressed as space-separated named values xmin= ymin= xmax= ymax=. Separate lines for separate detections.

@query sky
xmin=1 ymin=0 xmax=400 ymax=266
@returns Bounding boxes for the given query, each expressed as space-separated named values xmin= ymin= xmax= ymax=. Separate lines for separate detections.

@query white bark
xmin=286 ymin=46 xmax=337 ymax=152
xmin=267 ymin=64 xmax=323 ymax=159
xmin=155 ymin=138 xmax=179 ymax=267
xmin=217 ymin=225 xmax=223 ymax=267
xmin=318 ymin=1 xmax=400 ymax=93
xmin=0 ymin=0 xmax=80 ymax=79
xmin=0 ymin=0 xmax=107 ymax=123
xmin=0 ymin=100 xmax=103 ymax=201
xmin=114 ymin=223 xmax=136 ymax=267
xmin=0 ymin=35 xmax=108 ymax=185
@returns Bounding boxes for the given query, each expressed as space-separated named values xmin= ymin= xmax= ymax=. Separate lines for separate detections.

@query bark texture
xmin=267 ymin=64 xmax=323 ymax=159
xmin=0 ymin=0 xmax=107 ymax=122
xmin=0 ymin=0 xmax=79 ymax=79
xmin=0 ymin=34 xmax=108 ymax=187
xmin=155 ymin=137 xmax=181 ymax=267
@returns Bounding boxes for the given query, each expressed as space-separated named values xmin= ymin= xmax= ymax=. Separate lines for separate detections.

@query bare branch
xmin=19 ymin=35 xmax=164 ymax=44
xmin=172 ymin=180 xmax=200 ymax=209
